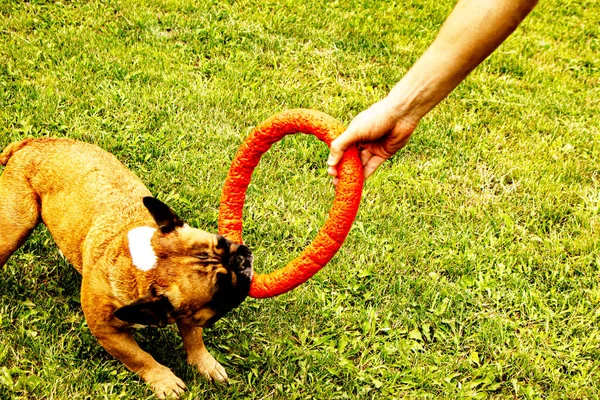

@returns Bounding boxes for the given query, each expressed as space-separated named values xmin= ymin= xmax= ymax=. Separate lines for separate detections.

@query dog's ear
xmin=142 ymin=197 xmax=184 ymax=233
xmin=113 ymin=296 xmax=174 ymax=327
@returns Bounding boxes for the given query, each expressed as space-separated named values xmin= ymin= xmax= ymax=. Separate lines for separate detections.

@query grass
xmin=0 ymin=0 xmax=598 ymax=398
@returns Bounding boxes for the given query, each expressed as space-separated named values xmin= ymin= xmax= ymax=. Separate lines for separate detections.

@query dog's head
xmin=114 ymin=197 xmax=253 ymax=328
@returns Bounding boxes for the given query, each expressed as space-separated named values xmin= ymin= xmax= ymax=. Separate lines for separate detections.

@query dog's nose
xmin=217 ymin=235 xmax=253 ymax=273
xmin=229 ymin=243 xmax=253 ymax=272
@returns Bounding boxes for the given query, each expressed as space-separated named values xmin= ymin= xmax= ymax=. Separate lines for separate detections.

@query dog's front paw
xmin=143 ymin=365 xmax=187 ymax=399
xmin=190 ymin=351 xmax=228 ymax=383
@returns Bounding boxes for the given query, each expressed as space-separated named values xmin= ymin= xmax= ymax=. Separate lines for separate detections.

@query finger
xmin=363 ymin=155 xmax=387 ymax=179
xmin=328 ymin=129 xmax=358 ymax=167
xmin=359 ymin=148 xmax=372 ymax=167
xmin=327 ymin=165 xmax=338 ymax=177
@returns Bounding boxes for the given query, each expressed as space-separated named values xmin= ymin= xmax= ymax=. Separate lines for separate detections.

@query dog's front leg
xmin=82 ymin=284 xmax=186 ymax=399
xmin=89 ymin=322 xmax=187 ymax=398
xmin=177 ymin=321 xmax=228 ymax=383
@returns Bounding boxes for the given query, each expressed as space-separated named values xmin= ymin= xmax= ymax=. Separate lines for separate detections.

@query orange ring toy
xmin=218 ymin=109 xmax=364 ymax=298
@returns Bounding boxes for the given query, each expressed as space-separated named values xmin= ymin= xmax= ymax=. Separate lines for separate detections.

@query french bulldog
xmin=0 ymin=138 xmax=253 ymax=398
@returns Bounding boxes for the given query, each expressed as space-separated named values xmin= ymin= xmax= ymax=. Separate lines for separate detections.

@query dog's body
xmin=0 ymin=138 xmax=253 ymax=398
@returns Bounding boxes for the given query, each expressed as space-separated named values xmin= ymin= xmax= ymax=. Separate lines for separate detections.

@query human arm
xmin=327 ymin=0 xmax=539 ymax=181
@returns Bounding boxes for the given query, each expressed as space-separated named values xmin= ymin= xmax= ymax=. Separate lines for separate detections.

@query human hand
xmin=327 ymin=100 xmax=418 ymax=182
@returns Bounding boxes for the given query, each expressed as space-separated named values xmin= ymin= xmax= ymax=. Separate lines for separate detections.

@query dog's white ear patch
xmin=128 ymin=227 xmax=157 ymax=271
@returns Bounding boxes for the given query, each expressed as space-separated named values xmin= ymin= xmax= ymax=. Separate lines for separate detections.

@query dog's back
xmin=0 ymin=138 xmax=153 ymax=270
xmin=1 ymin=138 xmax=149 ymax=200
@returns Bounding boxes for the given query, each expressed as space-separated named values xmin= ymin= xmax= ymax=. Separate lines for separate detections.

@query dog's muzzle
xmin=229 ymin=243 xmax=253 ymax=281
xmin=200 ymin=237 xmax=254 ymax=327
xmin=229 ymin=244 xmax=254 ymax=280
xmin=217 ymin=235 xmax=253 ymax=282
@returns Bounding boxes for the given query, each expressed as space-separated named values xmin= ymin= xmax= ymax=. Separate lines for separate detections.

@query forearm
xmin=387 ymin=0 xmax=538 ymax=122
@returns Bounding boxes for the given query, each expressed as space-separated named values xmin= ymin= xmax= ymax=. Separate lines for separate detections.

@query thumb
xmin=327 ymin=130 xmax=356 ymax=167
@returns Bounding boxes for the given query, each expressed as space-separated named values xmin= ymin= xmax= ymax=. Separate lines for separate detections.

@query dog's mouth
xmin=224 ymin=239 xmax=253 ymax=288
xmin=236 ymin=254 xmax=254 ymax=281
xmin=230 ymin=245 xmax=253 ymax=299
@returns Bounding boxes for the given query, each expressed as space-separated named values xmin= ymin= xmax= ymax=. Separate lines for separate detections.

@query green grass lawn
xmin=1 ymin=0 xmax=599 ymax=398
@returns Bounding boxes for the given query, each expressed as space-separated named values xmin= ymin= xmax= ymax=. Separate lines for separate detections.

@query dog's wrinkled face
xmin=154 ymin=228 xmax=253 ymax=327
xmin=114 ymin=197 xmax=253 ymax=328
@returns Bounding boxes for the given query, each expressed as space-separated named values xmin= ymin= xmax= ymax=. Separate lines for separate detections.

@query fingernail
xmin=327 ymin=155 xmax=335 ymax=166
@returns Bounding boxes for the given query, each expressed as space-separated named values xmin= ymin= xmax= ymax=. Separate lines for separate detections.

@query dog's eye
xmin=194 ymin=252 xmax=210 ymax=260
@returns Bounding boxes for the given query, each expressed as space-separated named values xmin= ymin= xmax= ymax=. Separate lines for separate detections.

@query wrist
xmin=382 ymin=71 xmax=435 ymax=125
xmin=384 ymin=48 xmax=464 ymax=125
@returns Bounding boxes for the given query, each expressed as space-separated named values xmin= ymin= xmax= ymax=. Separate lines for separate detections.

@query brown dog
xmin=0 ymin=138 xmax=253 ymax=398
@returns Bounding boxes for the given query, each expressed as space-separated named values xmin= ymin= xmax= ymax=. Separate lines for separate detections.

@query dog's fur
xmin=0 ymin=138 xmax=253 ymax=398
